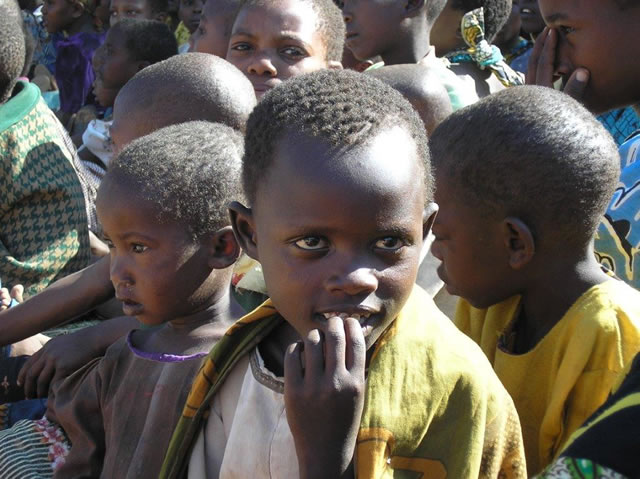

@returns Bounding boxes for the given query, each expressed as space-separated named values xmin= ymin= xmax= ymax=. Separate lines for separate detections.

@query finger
xmin=535 ymin=28 xmax=558 ymax=87
xmin=37 ymin=362 xmax=55 ymax=398
xmin=21 ymin=355 xmax=45 ymax=398
xmin=343 ymin=317 xmax=366 ymax=374
xmin=324 ymin=316 xmax=346 ymax=373
xmin=526 ymin=27 xmax=549 ymax=85
xmin=303 ymin=329 xmax=324 ymax=379
xmin=562 ymin=68 xmax=589 ymax=101
xmin=284 ymin=341 xmax=304 ymax=386
xmin=11 ymin=285 xmax=23 ymax=303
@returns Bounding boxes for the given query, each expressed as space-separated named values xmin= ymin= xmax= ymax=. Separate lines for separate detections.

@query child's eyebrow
xmin=119 ymin=232 xmax=157 ymax=243
xmin=544 ymin=12 xmax=569 ymax=24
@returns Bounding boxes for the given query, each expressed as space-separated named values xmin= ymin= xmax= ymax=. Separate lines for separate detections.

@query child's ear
xmin=501 ymin=217 xmax=535 ymax=270
xmin=405 ymin=0 xmax=426 ymax=16
xmin=327 ymin=61 xmax=343 ymax=71
xmin=207 ymin=226 xmax=240 ymax=269
xmin=228 ymin=201 xmax=259 ymax=261
xmin=422 ymin=202 xmax=438 ymax=240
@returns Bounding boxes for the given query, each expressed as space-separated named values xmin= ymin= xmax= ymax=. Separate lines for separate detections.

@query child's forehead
xmin=111 ymin=0 xmax=148 ymax=9
xmin=234 ymin=0 xmax=319 ymax=34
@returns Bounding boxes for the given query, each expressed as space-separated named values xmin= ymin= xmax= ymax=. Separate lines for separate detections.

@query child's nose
xmin=248 ymin=56 xmax=277 ymax=77
xmin=109 ymin=254 xmax=132 ymax=287
xmin=325 ymin=267 xmax=379 ymax=296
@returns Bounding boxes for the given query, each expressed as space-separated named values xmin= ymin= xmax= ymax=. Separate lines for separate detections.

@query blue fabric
xmin=598 ymin=108 xmax=640 ymax=146
xmin=595 ymin=132 xmax=640 ymax=287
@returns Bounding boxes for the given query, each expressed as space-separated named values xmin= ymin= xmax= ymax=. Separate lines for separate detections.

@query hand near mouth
xmin=284 ymin=316 xmax=366 ymax=479
xmin=526 ymin=27 xmax=590 ymax=102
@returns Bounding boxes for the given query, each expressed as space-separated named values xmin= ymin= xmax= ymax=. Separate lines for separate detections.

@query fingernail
xmin=576 ymin=69 xmax=588 ymax=82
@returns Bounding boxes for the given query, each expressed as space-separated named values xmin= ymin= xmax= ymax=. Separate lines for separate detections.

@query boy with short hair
xmin=0 ymin=0 xmax=90 ymax=298
xmin=342 ymin=0 xmax=478 ymax=110
xmin=192 ymin=0 xmax=242 ymax=57
xmin=526 ymin=0 xmax=640 ymax=291
xmin=109 ymin=0 xmax=168 ymax=25
xmin=0 ymin=54 xmax=257 ymax=400
xmin=161 ymin=69 xmax=527 ymax=479
xmin=429 ymin=85 xmax=640 ymax=475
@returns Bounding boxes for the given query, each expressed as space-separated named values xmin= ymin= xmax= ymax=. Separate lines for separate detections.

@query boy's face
xmin=179 ymin=0 xmax=202 ymax=33
xmin=430 ymin=0 xmax=464 ymax=56
xmin=97 ymin=181 xmax=215 ymax=326
xmin=93 ymin=30 xmax=141 ymax=97
xmin=244 ymin=127 xmax=431 ymax=349
xmin=193 ymin=0 xmax=234 ymax=57
xmin=341 ymin=0 xmax=405 ymax=61
xmin=42 ymin=0 xmax=76 ymax=33
xmin=430 ymin=173 xmax=514 ymax=309
xmin=109 ymin=0 xmax=156 ymax=26
xmin=226 ymin=0 xmax=336 ymax=99
xmin=538 ymin=0 xmax=640 ymax=113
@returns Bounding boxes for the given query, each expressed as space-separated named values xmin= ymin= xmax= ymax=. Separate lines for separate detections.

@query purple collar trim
xmin=126 ymin=331 xmax=209 ymax=363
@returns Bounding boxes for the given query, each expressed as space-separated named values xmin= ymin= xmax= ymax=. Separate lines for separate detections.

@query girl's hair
xmin=113 ymin=19 xmax=178 ymax=64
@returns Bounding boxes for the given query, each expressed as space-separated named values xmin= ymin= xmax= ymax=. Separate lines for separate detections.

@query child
xmin=431 ymin=0 xmax=524 ymax=97
xmin=518 ymin=0 xmax=544 ymax=38
xmin=429 ymin=85 xmax=640 ymax=475
xmin=108 ymin=0 xmax=167 ymax=26
xmin=1 ymin=53 xmax=257 ymax=400
xmin=160 ymin=70 xmax=526 ymax=479
xmin=525 ymin=1 xmax=640 ymax=290
xmin=341 ymin=0 xmax=477 ymax=110
xmin=41 ymin=0 xmax=106 ymax=123
xmin=0 ymin=121 xmax=247 ymax=478
xmin=494 ymin=1 xmax=532 ymax=73
xmin=175 ymin=0 xmax=202 ymax=52
xmin=225 ymin=0 xmax=344 ymax=99
xmin=0 ymin=0 xmax=90 ymax=299
xmin=192 ymin=0 xmax=241 ymax=57
xmin=77 ymin=19 xmax=178 ymax=200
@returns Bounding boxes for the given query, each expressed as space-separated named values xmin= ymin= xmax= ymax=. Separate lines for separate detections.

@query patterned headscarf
xmin=444 ymin=7 xmax=524 ymax=87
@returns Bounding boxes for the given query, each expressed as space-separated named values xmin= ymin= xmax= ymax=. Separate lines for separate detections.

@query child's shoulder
xmin=570 ymin=278 xmax=640 ymax=329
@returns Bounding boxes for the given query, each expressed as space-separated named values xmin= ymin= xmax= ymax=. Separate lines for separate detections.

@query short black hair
xmin=0 ymin=0 xmax=25 ymax=103
xmin=451 ymin=0 xmax=511 ymax=42
xmin=243 ymin=69 xmax=432 ymax=205
xmin=149 ymin=0 xmax=168 ymax=13
xmin=102 ymin=121 xmax=244 ymax=237
xmin=112 ymin=19 xmax=178 ymax=64
xmin=240 ymin=0 xmax=345 ymax=62
xmin=116 ymin=53 xmax=256 ymax=133
xmin=430 ymin=85 xmax=620 ymax=249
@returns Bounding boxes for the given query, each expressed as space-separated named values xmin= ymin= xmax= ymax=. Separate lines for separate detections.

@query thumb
xmin=563 ymin=68 xmax=589 ymax=101
xmin=10 ymin=284 xmax=24 ymax=303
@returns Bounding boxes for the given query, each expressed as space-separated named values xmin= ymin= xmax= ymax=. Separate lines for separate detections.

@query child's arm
xmin=284 ymin=317 xmax=366 ymax=479
xmin=0 ymin=256 xmax=113 ymax=346
xmin=17 ymin=315 xmax=139 ymax=398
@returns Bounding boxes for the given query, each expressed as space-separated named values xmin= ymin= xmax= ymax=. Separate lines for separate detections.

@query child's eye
xmin=131 ymin=244 xmax=148 ymax=253
xmin=230 ymin=43 xmax=252 ymax=52
xmin=281 ymin=46 xmax=307 ymax=58
xmin=109 ymin=9 xmax=116 ymax=16
xmin=294 ymin=236 xmax=329 ymax=251
xmin=558 ymin=25 xmax=576 ymax=36
xmin=374 ymin=236 xmax=406 ymax=251
xmin=104 ymin=238 xmax=114 ymax=249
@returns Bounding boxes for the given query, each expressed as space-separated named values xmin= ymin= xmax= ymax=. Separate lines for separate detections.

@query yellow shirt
xmin=454 ymin=279 xmax=640 ymax=475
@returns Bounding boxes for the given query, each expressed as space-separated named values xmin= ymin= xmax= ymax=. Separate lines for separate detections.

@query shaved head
xmin=110 ymin=53 xmax=256 ymax=151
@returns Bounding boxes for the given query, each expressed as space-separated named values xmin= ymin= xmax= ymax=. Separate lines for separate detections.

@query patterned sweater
xmin=0 ymin=81 xmax=90 ymax=298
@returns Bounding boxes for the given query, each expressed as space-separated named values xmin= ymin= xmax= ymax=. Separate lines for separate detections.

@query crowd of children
xmin=0 ymin=0 xmax=639 ymax=477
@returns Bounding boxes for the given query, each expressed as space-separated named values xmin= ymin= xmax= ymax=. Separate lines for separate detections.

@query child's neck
xmin=382 ymin=22 xmax=432 ymax=66
xmin=134 ymin=285 xmax=244 ymax=356
xmin=514 ymin=248 xmax=611 ymax=354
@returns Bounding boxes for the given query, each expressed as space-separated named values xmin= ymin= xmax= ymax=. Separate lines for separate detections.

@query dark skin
xmin=431 ymin=172 xmax=611 ymax=354
xmin=342 ymin=0 xmax=432 ymax=65
xmin=527 ymin=0 xmax=640 ymax=114
xmin=230 ymin=127 xmax=437 ymax=478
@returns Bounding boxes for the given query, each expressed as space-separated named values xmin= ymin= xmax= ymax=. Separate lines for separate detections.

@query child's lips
xmin=116 ymin=296 xmax=144 ymax=316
